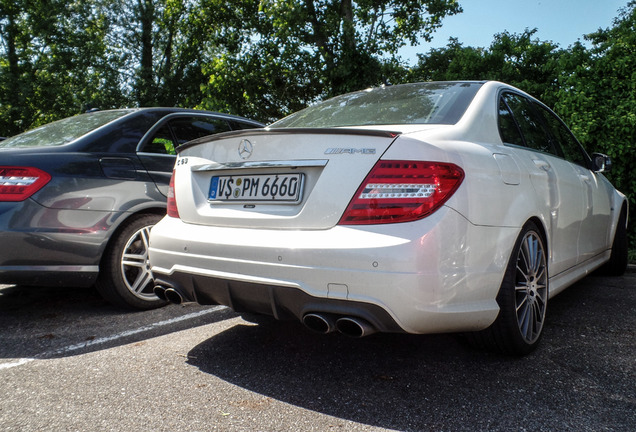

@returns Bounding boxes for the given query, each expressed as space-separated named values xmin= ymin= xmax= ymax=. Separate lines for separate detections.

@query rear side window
xmin=140 ymin=116 xmax=232 ymax=155
xmin=498 ymin=97 xmax=524 ymax=146
xmin=498 ymin=93 xmax=557 ymax=156
xmin=534 ymin=104 xmax=589 ymax=167
xmin=143 ymin=124 xmax=175 ymax=155
xmin=229 ymin=120 xmax=261 ymax=130
xmin=169 ymin=117 xmax=232 ymax=144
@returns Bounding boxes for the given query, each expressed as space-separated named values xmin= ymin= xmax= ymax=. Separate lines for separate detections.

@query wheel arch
xmin=528 ymin=213 xmax=551 ymax=261
xmin=469 ymin=216 xmax=550 ymax=355
xmin=495 ymin=216 xmax=549 ymax=300
xmin=526 ymin=216 xmax=549 ymax=249
xmin=616 ymin=198 xmax=629 ymax=234
xmin=94 ymin=209 xmax=167 ymax=309
xmin=97 ymin=207 xmax=167 ymax=270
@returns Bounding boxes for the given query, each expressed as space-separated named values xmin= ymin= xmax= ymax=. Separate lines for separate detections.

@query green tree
xmin=109 ymin=0 xmax=219 ymax=108
xmin=0 ymin=0 xmax=225 ymax=133
xmin=554 ymin=1 xmax=636 ymax=252
xmin=198 ymin=0 xmax=462 ymax=122
xmin=0 ymin=0 xmax=25 ymax=134
xmin=0 ymin=0 xmax=127 ymax=134
xmin=409 ymin=29 xmax=565 ymax=106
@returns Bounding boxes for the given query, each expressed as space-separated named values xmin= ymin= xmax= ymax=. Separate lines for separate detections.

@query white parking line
xmin=0 ymin=306 xmax=226 ymax=371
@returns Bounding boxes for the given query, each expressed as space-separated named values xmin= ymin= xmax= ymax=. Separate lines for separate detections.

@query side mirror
xmin=591 ymin=152 xmax=612 ymax=173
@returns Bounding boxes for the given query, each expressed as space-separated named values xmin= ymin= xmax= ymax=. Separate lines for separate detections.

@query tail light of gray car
xmin=0 ymin=166 xmax=52 ymax=202
xmin=166 ymin=170 xmax=180 ymax=218
xmin=338 ymin=160 xmax=464 ymax=225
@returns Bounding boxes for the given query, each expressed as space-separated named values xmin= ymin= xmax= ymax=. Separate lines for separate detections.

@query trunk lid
xmin=174 ymin=128 xmax=399 ymax=229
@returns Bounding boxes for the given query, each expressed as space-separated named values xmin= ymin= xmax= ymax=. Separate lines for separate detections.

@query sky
xmin=399 ymin=0 xmax=629 ymax=64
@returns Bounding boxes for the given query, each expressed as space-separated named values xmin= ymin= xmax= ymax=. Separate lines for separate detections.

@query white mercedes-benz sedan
xmin=149 ymin=81 xmax=628 ymax=355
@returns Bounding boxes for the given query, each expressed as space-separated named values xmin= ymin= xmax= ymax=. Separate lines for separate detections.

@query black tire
xmin=469 ymin=222 xmax=549 ymax=356
xmin=96 ymin=213 xmax=167 ymax=310
xmin=598 ymin=206 xmax=628 ymax=277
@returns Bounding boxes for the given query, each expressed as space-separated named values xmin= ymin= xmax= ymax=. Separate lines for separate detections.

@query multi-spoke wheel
xmin=467 ymin=221 xmax=549 ymax=355
xmin=120 ymin=224 xmax=155 ymax=300
xmin=514 ymin=229 xmax=548 ymax=346
xmin=96 ymin=214 xmax=167 ymax=310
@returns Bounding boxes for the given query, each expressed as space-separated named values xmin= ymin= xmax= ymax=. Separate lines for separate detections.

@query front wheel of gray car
xmin=96 ymin=213 xmax=167 ymax=310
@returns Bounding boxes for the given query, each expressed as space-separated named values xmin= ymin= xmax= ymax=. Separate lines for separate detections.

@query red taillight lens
xmin=166 ymin=170 xmax=180 ymax=218
xmin=339 ymin=160 xmax=464 ymax=225
xmin=0 ymin=166 xmax=51 ymax=202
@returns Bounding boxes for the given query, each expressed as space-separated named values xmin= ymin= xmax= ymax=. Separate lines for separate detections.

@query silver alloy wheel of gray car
xmin=515 ymin=229 xmax=548 ymax=345
xmin=96 ymin=213 xmax=166 ymax=310
xmin=120 ymin=224 xmax=155 ymax=301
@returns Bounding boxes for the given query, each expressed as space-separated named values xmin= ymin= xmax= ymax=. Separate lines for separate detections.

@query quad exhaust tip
xmin=302 ymin=313 xmax=337 ymax=334
xmin=153 ymin=285 xmax=183 ymax=305
xmin=153 ymin=285 xmax=167 ymax=301
xmin=164 ymin=288 xmax=183 ymax=305
xmin=302 ymin=313 xmax=377 ymax=337
xmin=335 ymin=316 xmax=377 ymax=338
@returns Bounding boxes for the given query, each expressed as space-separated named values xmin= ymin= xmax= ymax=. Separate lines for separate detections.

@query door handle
xmin=532 ymin=159 xmax=551 ymax=171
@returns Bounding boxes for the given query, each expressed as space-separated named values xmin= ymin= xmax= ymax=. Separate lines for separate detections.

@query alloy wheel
xmin=514 ymin=231 xmax=548 ymax=345
xmin=120 ymin=225 xmax=156 ymax=300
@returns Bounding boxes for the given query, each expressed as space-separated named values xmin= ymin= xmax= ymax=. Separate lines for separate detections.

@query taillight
xmin=339 ymin=160 xmax=464 ymax=225
xmin=166 ymin=170 xmax=180 ymax=218
xmin=0 ymin=166 xmax=51 ymax=202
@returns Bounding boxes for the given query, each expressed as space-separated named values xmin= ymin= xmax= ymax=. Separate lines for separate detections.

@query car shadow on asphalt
xmin=186 ymin=273 xmax=635 ymax=431
xmin=0 ymin=284 xmax=235 ymax=360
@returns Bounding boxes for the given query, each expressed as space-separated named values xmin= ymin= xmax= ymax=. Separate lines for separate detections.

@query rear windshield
xmin=0 ymin=110 xmax=134 ymax=148
xmin=270 ymin=82 xmax=483 ymax=128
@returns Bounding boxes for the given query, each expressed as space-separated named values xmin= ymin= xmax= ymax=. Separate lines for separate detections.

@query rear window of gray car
xmin=0 ymin=110 xmax=133 ymax=148
xmin=270 ymin=82 xmax=483 ymax=128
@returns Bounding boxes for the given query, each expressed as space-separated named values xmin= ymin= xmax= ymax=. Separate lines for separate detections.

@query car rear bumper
xmin=149 ymin=208 xmax=519 ymax=334
xmin=0 ymin=201 xmax=114 ymax=287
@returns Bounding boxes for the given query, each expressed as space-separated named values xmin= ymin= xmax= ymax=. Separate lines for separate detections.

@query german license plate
xmin=209 ymin=173 xmax=304 ymax=202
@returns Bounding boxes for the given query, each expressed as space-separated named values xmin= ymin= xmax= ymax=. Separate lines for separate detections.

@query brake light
xmin=0 ymin=166 xmax=51 ymax=202
xmin=339 ymin=160 xmax=464 ymax=225
xmin=166 ymin=170 xmax=180 ymax=218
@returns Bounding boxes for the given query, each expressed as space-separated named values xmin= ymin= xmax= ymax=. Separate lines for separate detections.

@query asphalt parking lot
xmin=0 ymin=268 xmax=634 ymax=432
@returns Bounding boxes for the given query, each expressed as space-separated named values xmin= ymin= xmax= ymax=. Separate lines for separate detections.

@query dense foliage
xmin=198 ymin=0 xmax=462 ymax=121
xmin=553 ymin=5 xmax=636 ymax=259
xmin=1 ymin=0 xmax=634 ymax=254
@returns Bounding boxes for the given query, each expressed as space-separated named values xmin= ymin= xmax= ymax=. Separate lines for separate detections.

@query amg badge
xmin=325 ymin=148 xmax=376 ymax=155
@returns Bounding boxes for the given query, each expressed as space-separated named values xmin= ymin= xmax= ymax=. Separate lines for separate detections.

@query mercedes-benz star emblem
xmin=238 ymin=139 xmax=253 ymax=160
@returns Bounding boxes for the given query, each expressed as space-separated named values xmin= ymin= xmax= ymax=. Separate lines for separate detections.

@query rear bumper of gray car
xmin=0 ymin=200 xmax=115 ymax=287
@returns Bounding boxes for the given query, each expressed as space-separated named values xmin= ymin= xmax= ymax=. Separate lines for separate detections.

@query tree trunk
xmin=137 ymin=0 xmax=155 ymax=106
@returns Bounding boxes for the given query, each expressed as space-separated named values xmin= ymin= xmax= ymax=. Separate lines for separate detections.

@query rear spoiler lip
xmin=176 ymin=127 xmax=402 ymax=154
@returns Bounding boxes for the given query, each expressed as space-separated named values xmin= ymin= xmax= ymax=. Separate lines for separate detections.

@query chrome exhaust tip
xmin=153 ymin=285 xmax=168 ymax=301
xmin=302 ymin=313 xmax=337 ymax=334
xmin=336 ymin=317 xmax=377 ymax=338
xmin=163 ymin=288 xmax=183 ymax=305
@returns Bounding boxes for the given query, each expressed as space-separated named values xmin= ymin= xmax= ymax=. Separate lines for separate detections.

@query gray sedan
xmin=0 ymin=108 xmax=263 ymax=309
